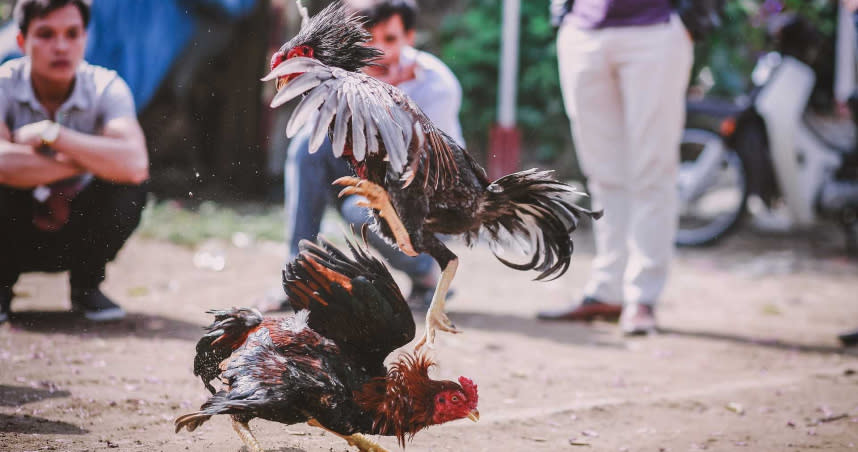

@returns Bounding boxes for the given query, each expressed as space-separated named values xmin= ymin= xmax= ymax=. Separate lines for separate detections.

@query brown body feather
xmin=354 ymin=353 xmax=458 ymax=446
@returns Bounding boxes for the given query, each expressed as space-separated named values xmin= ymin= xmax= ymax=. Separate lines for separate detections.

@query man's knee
xmin=0 ymin=186 xmax=33 ymax=223
xmin=73 ymin=181 xmax=147 ymax=251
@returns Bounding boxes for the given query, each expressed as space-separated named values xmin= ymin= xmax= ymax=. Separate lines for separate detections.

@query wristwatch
xmin=40 ymin=121 xmax=61 ymax=146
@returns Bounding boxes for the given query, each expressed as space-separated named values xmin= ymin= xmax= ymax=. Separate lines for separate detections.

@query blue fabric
xmin=85 ymin=0 xmax=257 ymax=110
xmin=1 ymin=0 xmax=257 ymax=111
xmin=284 ymin=132 xmax=351 ymax=260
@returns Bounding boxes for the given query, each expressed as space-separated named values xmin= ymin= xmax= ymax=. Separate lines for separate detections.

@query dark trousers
xmin=0 ymin=180 xmax=146 ymax=290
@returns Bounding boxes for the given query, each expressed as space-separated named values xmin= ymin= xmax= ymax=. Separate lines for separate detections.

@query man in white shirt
xmin=0 ymin=0 xmax=149 ymax=323
xmin=265 ymin=0 xmax=463 ymax=311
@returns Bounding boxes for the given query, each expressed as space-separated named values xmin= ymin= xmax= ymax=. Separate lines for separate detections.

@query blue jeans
xmin=284 ymin=132 xmax=436 ymax=280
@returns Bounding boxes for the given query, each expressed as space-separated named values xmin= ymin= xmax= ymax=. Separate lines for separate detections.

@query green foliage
xmin=0 ymin=2 xmax=11 ymax=22
xmin=693 ymin=0 xmax=836 ymax=97
xmin=439 ymin=0 xmax=571 ymax=165
xmin=138 ymin=199 xmax=285 ymax=247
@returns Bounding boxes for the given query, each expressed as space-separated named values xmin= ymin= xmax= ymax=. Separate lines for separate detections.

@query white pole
xmin=497 ymin=0 xmax=520 ymax=128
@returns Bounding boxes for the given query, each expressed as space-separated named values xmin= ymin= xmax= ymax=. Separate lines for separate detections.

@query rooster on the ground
xmin=264 ymin=2 xmax=601 ymax=348
xmin=175 ymin=238 xmax=479 ymax=452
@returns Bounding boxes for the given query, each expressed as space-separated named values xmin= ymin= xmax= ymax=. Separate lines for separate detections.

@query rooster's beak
xmin=467 ymin=409 xmax=480 ymax=422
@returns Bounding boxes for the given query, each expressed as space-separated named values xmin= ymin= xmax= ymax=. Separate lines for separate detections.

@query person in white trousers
xmin=837 ymin=0 xmax=858 ymax=347
xmin=538 ymin=0 xmax=693 ymax=335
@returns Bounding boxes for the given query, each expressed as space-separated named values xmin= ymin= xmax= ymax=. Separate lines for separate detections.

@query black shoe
xmin=70 ymin=288 xmax=125 ymax=322
xmin=0 ymin=287 xmax=12 ymax=324
xmin=839 ymin=328 xmax=858 ymax=347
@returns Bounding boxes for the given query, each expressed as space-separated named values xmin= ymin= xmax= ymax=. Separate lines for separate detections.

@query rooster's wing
xmin=283 ymin=236 xmax=415 ymax=373
xmin=265 ymin=56 xmax=458 ymax=189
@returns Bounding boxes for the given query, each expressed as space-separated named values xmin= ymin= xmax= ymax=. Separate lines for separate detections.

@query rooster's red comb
xmin=458 ymin=376 xmax=478 ymax=408
xmin=270 ymin=51 xmax=285 ymax=71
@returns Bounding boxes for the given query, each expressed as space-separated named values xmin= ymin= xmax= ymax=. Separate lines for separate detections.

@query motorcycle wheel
xmin=676 ymin=128 xmax=748 ymax=247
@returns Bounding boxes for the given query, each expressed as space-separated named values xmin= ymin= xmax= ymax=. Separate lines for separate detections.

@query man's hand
xmin=363 ymin=62 xmax=416 ymax=86
xmin=845 ymin=0 xmax=858 ymax=13
xmin=12 ymin=120 xmax=58 ymax=147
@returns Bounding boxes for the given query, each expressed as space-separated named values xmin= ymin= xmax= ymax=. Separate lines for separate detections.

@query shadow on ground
xmin=447 ymin=310 xmax=623 ymax=348
xmin=5 ymin=312 xmax=203 ymax=341
xmin=681 ymin=222 xmax=858 ymax=265
xmin=446 ymin=311 xmax=857 ymax=356
xmin=660 ymin=327 xmax=857 ymax=356
xmin=0 ymin=413 xmax=87 ymax=434
xmin=0 ymin=385 xmax=71 ymax=407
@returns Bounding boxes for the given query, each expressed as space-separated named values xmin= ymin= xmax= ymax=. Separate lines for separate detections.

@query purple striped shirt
xmin=568 ymin=0 xmax=672 ymax=29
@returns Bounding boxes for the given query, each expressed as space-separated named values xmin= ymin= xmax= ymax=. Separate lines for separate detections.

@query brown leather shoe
xmin=537 ymin=297 xmax=622 ymax=322
xmin=620 ymin=304 xmax=657 ymax=335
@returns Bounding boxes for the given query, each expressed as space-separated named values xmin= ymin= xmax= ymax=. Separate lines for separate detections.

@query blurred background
xmin=0 ymin=0 xmax=846 ymax=245
xmin=0 ymin=0 xmax=837 ymax=194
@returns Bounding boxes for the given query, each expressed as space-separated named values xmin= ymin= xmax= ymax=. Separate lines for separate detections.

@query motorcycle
xmin=677 ymin=12 xmax=858 ymax=252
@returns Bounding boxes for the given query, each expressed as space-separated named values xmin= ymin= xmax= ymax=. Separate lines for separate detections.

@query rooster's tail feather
xmin=174 ymin=390 xmax=243 ymax=433
xmin=476 ymin=169 xmax=601 ymax=280
xmin=174 ymin=412 xmax=213 ymax=433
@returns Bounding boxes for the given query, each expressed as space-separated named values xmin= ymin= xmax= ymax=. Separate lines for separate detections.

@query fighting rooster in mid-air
xmin=264 ymin=2 xmax=601 ymax=348
xmin=175 ymin=238 xmax=479 ymax=452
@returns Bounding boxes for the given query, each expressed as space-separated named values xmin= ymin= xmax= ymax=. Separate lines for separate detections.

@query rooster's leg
xmin=332 ymin=177 xmax=417 ymax=257
xmin=307 ymin=419 xmax=391 ymax=452
xmin=415 ymin=257 xmax=460 ymax=350
xmin=231 ymin=418 xmax=263 ymax=452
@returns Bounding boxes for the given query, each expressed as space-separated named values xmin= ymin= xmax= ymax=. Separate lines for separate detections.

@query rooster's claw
xmin=331 ymin=177 xmax=418 ymax=257
xmin=415 ymin=307 xmax=461 ymax=350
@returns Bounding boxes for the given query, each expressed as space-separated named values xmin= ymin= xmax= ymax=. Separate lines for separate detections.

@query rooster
xmin=264 ymin=1 xmax=601 ymax=348
xmin=175 ymin=238 xmax=479 ymax=452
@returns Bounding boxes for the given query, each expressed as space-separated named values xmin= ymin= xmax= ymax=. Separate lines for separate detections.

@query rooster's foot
xmin=416 ymin=306 xmax=461 ymax=350
xmin=232 ymin=419 xmax=264 ymax=452
xmin=415 ymin=258 xmax=460 ymax=350
xmin=308 ymin=419 xmax=390 ymax=452
xmin=333 ymin=176 xmax=418 ymax=257
xmin=345 ymin=433 xmax=391 ymax=452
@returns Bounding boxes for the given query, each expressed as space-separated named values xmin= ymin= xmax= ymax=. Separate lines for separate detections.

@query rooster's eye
xmin=451 ymin=396 xmax=459 ymax=402
xmin=287 ymin=45 xmax=314 ymax=60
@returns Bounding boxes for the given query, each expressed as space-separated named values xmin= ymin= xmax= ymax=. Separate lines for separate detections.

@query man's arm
xmin=0 ymin=122 xmax=84 ymax=188
xmin=11 ymin=75 xmax=149 ymax=186
xmin=13 ymin=117 xmax=149 ymax=185
xmin=401 ymin=53 xmax=465 ymax=147
xmin=412 ymin=76 xmax=463 ymax=146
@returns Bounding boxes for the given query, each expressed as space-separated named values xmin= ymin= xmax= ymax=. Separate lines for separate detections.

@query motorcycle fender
xmin=755 ymin=56 xmax=817 ymax=225
xmin=726 ymin=110 xmax=778 ymax=206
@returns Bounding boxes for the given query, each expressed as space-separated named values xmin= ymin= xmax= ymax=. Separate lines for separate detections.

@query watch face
xmin=41 ymin=122 xmax=60 ymax=144
xmin=33 ymin=185 xmax=52 ymax=203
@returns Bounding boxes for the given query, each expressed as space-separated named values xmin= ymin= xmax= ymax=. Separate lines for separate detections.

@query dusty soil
xmin=2 ymin=224 xmax=858 ymax=452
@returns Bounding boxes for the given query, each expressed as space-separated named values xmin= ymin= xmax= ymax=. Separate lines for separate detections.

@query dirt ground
xmin=2 ymin=223 xmax=858 ymax=452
